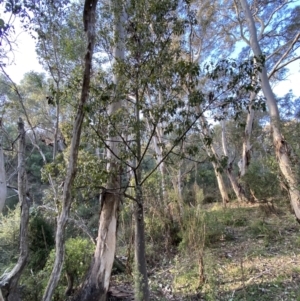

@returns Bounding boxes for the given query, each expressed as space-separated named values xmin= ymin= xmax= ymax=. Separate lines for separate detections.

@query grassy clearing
xmin=146 ymin=200 xmax=300 ymax=300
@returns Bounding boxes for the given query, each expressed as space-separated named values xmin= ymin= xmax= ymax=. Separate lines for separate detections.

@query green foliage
xmin=0 ymin=208 xmax=20 ymax=274
xmin=179 ymin=205 xmax=248 ymax=253
xmin=28 ymin=214 xmax=55 ymax=271
xmin=21 ymin=237 xmax=94 ymax=301
xmin=202 ymin=194 xmax=216 ymax=204
xmin=242 ymin=158 xmax=281 ymax=199
xmin=64 ymin=238 xmax=94 ymax=277
xmin=248 ymin=220 xmax=279 ymax=242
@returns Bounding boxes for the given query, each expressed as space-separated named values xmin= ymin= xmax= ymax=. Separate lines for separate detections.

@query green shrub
xmin=248 ymin=220 xmax=279 ymax=242
xmin=202 ymin=195 xmax=216 ymax=204
xmin=21 ymin=237 xmax=94 ymax=301
xmin=28 ymin=214 xmax=55 ymax=271
xmin=242 ymin=159 xmax=281 ymax=200
xmin=0 ymin=207 xmax=21 ymax=274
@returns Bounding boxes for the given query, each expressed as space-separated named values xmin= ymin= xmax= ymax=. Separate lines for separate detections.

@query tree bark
xmin=0 ymin=118 xmax=30 ymax=301
xmin=211 ymin=160 xmax=229 ymax=205
xmin=239 ymin=93 xmax=255 ymax=177
xmin=133 ymin=80 xmax=149 ymax=300
xmin=239 ymin=0 xmax=300 ymax=220
xmin=0 ymin=119 xmax=6 ymax=213
xmin=42 ymin=1 xmax=98 ymax=300
xmin=221 ymin=120 xmax=249 ymax=202
xmin=199 ymin=115 xmax=229 ymax=205
xmin=72 ymin=2 xmax=125 ymax=301
xmin=134 ymin=186 xmax=149 ymax=301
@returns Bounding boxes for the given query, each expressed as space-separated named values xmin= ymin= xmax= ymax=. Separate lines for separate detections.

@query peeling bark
xmin=42 ymin=1 xmax=98 ymax=300
xmin=73 ymin=190 xmax=119 ymax=301
xmin=72 ymin=2 xmax=125 ymax=300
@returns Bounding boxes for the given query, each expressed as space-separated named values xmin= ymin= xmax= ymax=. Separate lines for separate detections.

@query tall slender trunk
xmin=42 ymin=2 xmax=98 ymax=300
xmin=73 ymin=3 xmax=125 ymax=301
xmin=150 ymin=125 xmax=167 ymax=202
xmin=0 ymin=119 xmax=6 ymax=213
xmin=146 ymin=108 xmax=168 ymax=207
xmin=0 ymin=118 xmax=30 ymax=301
xmin=133 ymin=86 xmax=149 ymax=301
xmin=221 ymin=120 xmax=249 ymax=202
xmin=199 ymin=114 xmax=229 ymax=205
xmin=134 ymin=188 xmax=149 ymax=301
xmin=211 ymin=160 xmax=229 ymax=205
xmin=239 ymin=0 xmax=300 ymax=219
xmin=53 ymin=94 xmax=60 ymax=160
xmin=239 ymin=93 xmax=255 ymax=177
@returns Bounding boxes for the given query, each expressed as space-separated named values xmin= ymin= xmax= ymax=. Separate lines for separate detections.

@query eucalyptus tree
xmin=0 ymin=118 xmax=30 ymax=301
xmin=232 ymin=0 xmax=300 ymax=174
xmin=234 ymin=0 xmax=300 ymax=219
xmin=189 ymin=0 xmax=300 ymax=202
xmin=74 ymin=0 xmax=219 ymax=299
xmin=32 ymin=0 xmax=86 ymax=160
xmin=182 ymin=0 xmax=252 ymax=203
xmin=42 ymin=0 xmax=99 ymax=300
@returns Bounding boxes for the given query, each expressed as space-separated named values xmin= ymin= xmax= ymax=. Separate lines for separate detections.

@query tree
xmin=0 ymin=119 xmax=7 ymax=213
xmin=0 ymin=118 xmax=30 ymax=301
xmin=238 ymin=0 xmax=300 ymax=220
xmin=42 ymin=0 xmax=99 ymax=300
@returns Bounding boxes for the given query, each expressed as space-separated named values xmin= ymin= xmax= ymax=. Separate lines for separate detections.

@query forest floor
xmin=110 ymin=200 xmax=300 ymax=301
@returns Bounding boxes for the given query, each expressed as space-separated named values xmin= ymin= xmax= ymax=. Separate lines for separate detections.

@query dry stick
xmin=198 ymin=222 xmax=206 ymax=286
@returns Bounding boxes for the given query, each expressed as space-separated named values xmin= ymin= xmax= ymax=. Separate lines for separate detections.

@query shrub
xmin=21 ymin=237 xmax=94 ymax=301
xmin=28 ymin=213 xmax=55 ymax=271
xmin=0 ymin=207 xmax=21 ymax=274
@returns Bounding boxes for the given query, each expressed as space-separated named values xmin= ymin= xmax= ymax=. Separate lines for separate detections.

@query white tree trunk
xmin=0 ymin=118 xmax=30 ymax=301
xmin=211 ymin=160 xmax=230 ymax=205
xmin=239 ymin=0 xmax=300 ymax=219
xmin=73 ymin=3 xmax=125 ymax=301
xmin=239 ymin=93 xmax=255 ymax=177
xmin=221 ymin=120 xmax=249 ymax=202
xmin=199 ymin=114 xmax=229 ymax=205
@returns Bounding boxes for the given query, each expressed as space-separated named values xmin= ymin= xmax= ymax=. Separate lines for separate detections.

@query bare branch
xmin=268 ymin=32 xmax=300 ymax=78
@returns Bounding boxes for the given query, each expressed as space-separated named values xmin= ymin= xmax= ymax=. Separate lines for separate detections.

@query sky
xmin=3 ymin=18 xmax=300 ymax=98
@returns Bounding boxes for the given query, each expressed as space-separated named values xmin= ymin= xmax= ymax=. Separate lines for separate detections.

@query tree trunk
xmin=199 ymin=115 xmax=229 ymax=205
xmin=146 ymin=116 xmax=168 ymax=207
xmin=53 ymin=95 xmax=60 ymax=160
xmin=0 ymin=118 xmax=30 ymax=301
xmin=134 ymin=186 xmax=149 ymax=301
xmin=42 ymin=1 xmax=98 ymax=300
xmin=211 ymin=160 xmax=229 ymax=205
xmin=133 ymin=83 xmax=149 ymax=301
xmin=0 ymin=119 xmax=6 ymax=213
xmin=239 ymin=93 xmax=255 ymax=177
xmin=239 ymin=0 xmax=300 ymax=220
xmin=72 ymin=2 xmax=125 ymax=301
xmin=73 ymin=188 xmax=119 ymax=301
xmin=221 ymin=120 xmax=249 ymax=203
